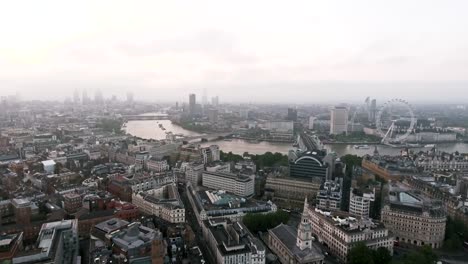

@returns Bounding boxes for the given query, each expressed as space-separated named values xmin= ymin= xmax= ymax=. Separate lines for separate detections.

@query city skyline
xmin=1 ymin=0 xmax=468 ymax=103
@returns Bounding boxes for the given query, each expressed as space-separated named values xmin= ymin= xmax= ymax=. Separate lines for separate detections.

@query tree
xmin=54 ymin=162 xmax=63 ymax=175
xmin=372 ymin=247 xmax=392 ymax=264
xmin=403 ymin=245 xmax=438 ymax=264
xmin=243 ymin=211 xmax=289 ymax=233
xmin=348 ymin=243 xmax=374 ymax=264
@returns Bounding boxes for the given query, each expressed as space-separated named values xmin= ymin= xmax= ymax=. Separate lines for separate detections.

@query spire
xmin=297 ymin=196 xmax=312 ymax=250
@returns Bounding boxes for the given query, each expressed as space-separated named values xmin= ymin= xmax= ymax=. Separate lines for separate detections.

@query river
xmin=125 ymin=120 xmax=468 ymax=156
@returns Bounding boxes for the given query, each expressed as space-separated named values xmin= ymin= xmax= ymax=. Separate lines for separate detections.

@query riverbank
xmin=324 ymin=141 xmax=381 ymax=145
xmin=233 ymin=136 xmax=295 ymax=144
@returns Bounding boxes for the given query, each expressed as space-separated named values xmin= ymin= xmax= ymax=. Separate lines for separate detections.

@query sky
xmin=0 ymin=0 xmax=468 ymax=103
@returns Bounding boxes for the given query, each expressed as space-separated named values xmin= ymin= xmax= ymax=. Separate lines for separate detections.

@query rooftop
xmin=269 ymin=224 xmax=324 ymax=262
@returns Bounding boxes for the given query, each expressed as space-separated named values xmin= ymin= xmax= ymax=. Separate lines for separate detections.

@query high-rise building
xmin=330 ymin=106 xmax=349 ymax=135
xmin=369 ymin=99 xmax=377 ymax=122
xmin=82 ymin=89 xmax=90 ymax=105
xmin=189 ymin=93 xmax=196 ymax=115
xmin=208 ymin=109 xmax=218 ymax=123
xmin=211 ymin=96 xmax=219 ymax=107
xmin=308 ymin=116 xmax=316 ymax=130
xmin=287 ymin=108 xmax=298 ymax=121
xmin=73 ymin=89 xmax=80 ymax=104
xmin=94 ymin=89 xmax=104 ymax=103
xmin=127 ymin=92 xmax=134 ymax=103
xmin=202 ymin=88 xmax=208 ymax=106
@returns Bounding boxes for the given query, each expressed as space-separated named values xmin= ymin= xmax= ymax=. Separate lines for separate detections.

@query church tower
xmin=296 ymin=197 xmax=312 ymax=250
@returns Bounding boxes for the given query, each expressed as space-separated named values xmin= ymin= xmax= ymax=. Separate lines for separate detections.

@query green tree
xmin=243 ymin=211 xmax=289 ymax=233
xmin=372 ymin=247 xmax=392 ymax=264
xmin=403 ymin=245 xmax=438 ymax=264
xmin=54 ymin=162 xmax=62 ymax=175
xmin=348 ymin=243 xmax=374 ymax=264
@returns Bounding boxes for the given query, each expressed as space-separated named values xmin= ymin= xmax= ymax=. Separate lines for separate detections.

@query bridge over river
xmin=123 ymin=114 xmax=169 ymax=121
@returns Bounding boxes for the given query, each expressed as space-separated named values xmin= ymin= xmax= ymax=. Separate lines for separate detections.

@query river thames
xmin=125 ymin=120 xmax=468 ymax=156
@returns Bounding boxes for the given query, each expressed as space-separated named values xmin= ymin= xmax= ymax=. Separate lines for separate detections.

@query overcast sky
xmin=1 ymin=0 xmax=467 ymax=103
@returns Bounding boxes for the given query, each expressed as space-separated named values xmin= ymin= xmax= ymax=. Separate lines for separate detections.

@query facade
xmin=349 ymin=188 xmax=375 ymax=218
xmin=13 ymin=220 xmax=79 ymax=264
xmin=146 ymin=159 xmax=170 ymax=172
xmin=310 ymin=207 xmax=393 ymax=263
xmin=94 ymin=219 xmax=166 ymax=264
xmin=269 ymin=199 xmax=324 ymax=264
xmin=264 ymin=176 xmax=321 ymax=209
xmin=185 ymin=162 xmax=204 ymax=187
xmin=381 ymin=185 xmax=446 ymax=248
xmin=206 ymin=162 xmax=231 ymax=173
xmin=132 ymin=184 xmax=185 ymax=223
xmin=189 ymin=93 xmax=196 ymax=115
xmin=289 ymin=151 xmax=329 ymax=181
xmin=202 ymin=219 xmax=266 ymax=264
xmin=12 ymin=198 xmax=32 ymax=225
xmin=187 ymin=183 xmax=277 ymax=224
xmin=0 ymin=232 xmax=23 ymax=261
xmin=287 ymin=108 xmax=298 ymax=122
xmin=63 ymin=192 xmax=82 ymax=214
xmin=208 ymin=109 xmax=219 ymax=123
xmin=330 ymin=106 xmax=348 ymax=135
xmin=201 ymin=145 xmax=220 ymax=164
xmin=317 ymin=179 xmax=342 ymax=211
xmin=202 ymin=171 xmax=255 ymax=197
xmin=127 ymin=172 xmax=177 ymax=193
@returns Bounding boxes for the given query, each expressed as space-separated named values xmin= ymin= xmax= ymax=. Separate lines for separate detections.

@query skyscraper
xmin=189 ymin=94 xmax=196 ymax=115
xmin=73 ymin=89 xmax=80 ymax=104
xmin=369 ymin=99 xmax=377 ymax=122
xmin=127 ymin=92 xmax=134 ymax=104
xmin=94 ymin=89 xmax=104 ymax=103
xmin=82 ymin=89 xmax=89 ymax=105
xmin=202 ymin=88 xmax=208 ymax=106
xmin=287 ymin=108 xmax=298 ymax=121
xmin=330 ymin=106 xmax=349 ymax=135
xmin=211 ymin=96 xmax=219 ymax=107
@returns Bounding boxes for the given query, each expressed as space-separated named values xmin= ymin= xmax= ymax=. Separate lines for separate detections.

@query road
xmin=178 ymin=184 xmax=216 ymax=264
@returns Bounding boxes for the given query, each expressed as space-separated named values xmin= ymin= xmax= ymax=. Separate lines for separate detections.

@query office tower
xmin=369 ymin=99 xmax=377 ymax=122
xmin=73 ymin=89 xmax=80 ymax=104
xmin=330 ymin=106 xmax=349 ymax=135
xmin=127 ymin=92 xmax=134 ymax=103
xmin=202 ymin=88 xmax=208 ymax=106
xmin=208 ymin=109 xmax=218 ymax=123
xmin=82 ymin=89 xmax=89 ymax=105
xmin=189 ymin=93 xmax=196 ymax=115
xmin=287 ymin=108 xmax=298 ymax=121
xmin=211 ymin=96 xmax=219 ymax=107
xmin=94 ymin=89 xmax=104 ymax=103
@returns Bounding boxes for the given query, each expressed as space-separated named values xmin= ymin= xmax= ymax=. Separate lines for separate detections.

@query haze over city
xmin=2 ymin=2 xmax=468 ymax=264
xmin=1 ymin=0 xmax=468 ymax=102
